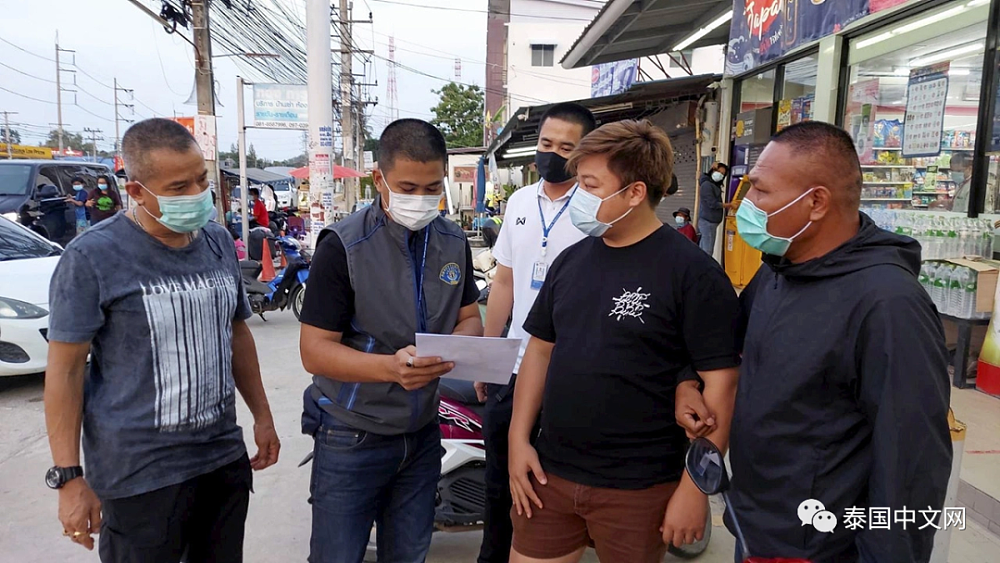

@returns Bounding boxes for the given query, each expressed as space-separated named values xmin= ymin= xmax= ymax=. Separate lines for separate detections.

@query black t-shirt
xmin=524 ymin=225 xmax=740 ymax=489
xmin=300 ymin=229 xmax=480 ymax=333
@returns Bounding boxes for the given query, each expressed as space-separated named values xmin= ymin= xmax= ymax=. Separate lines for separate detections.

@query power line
xmin=150 ymin=20 xmax=190 ymax=97
xmin=0 ymin=85 xmax=57 ymax=104
xmin=0 ymin=35 xmax=56 ymax=62
xmin=0 ymin=61 xmax=57 ymax=84
xmin=74 ymin=103 xmax=114 ymax=123
xmin=370 ymin=0 xmax=593 ymax=21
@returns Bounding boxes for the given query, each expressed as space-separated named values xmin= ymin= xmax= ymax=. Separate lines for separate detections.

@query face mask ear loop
xmin=767 ymin=187 xmax=816 ymax=218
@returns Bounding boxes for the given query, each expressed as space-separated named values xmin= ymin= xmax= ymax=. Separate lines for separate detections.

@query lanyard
xmin=414 ymin=227 xmax=430 ymax=333
xmin=537 ymin=189 xmax=573 ymax=257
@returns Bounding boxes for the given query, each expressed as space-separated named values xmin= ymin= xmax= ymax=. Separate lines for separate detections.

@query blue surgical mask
xmin=138 ymin=183 xmax=216 ymax=233
xmin=952 ymin=172 xmax=966 ymax=185
xmin=98 ymin=183 xmax=108 ymax=191
xmin=569 ymin=185 xmax=633 ymax=237
xmin=735 ymin=188 xmax=815 ymax=257
xmin=674 ymin=215 xmax=686 ymax=226
xmin=73 ymin=184 xmax=83 ymax=192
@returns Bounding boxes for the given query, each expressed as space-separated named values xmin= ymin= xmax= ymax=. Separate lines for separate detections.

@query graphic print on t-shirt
xmin=610 ymin=286 xmax=651 ymax=323
xmin=141 ymin=271 xmax=237 ymax=432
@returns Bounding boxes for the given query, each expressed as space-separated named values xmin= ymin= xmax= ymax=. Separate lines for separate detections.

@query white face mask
xmin=381 ymin=177 xmax=441 ymax=231
xmin=711 ymin=171 xmax=725 ymax=183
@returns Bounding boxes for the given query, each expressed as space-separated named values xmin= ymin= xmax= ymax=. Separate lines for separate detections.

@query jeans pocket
xmin=316 ymin=426 xmax=368 ymax=450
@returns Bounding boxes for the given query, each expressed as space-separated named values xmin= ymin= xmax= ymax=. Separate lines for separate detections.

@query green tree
xmin=247 ymin=143 xmax=258 ymax=168
xmin=430 ymin=83 xmax=484 ymax=149
xmin=2 ymin=128 xmax=20 ymax=144
xmin=44 ymin=129 xmax=86 ymax=151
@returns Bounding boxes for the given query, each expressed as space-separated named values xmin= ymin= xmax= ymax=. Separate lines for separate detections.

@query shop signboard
xmin=253 ymin=84 xmax=308 ymax=130
xmin=363 ymin=151 xmax=374 ymax=171
xmin=902 ymin=63 xmax=950 ymax=158
xmin=0 ymin=143 xmax=52 ymax=159
xmin=869 ymin=0 xmax=910 ymax=13
xmin=170 ymin=116 xmax=217 ymax=161
xmin=591 ymin=59 xmax=639 ymax=98
xmin=727 ymin=0 xmax=868 ymax=76
xmin=846 ymin=79 xmax=881 ymax=163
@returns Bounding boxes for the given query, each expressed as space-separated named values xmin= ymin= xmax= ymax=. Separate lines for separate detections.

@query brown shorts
xmin=510 ymin=472 xmax=679 ymax=563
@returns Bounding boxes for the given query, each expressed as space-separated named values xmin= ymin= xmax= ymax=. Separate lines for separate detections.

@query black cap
xmin=673 ymin=207 xmax=691 ymax=218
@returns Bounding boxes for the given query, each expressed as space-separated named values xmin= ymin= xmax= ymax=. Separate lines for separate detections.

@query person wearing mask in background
xmin=474 ymin=102 xmax=595 ymax=563
xmin=66 ymin=177 xmax=90 ymax=235
xmin=298 ymin=119 xmax=483 ymax=563
xmin=89 ymin=177 xmax=123 ymax=225
xmin=673 ymin=207 xmax=697 ymax=243
xmin=697 ymin=162 xmax=729 ymax=255
xmin=676 ymin=122 xmax=951 ymax=562
xmin=44 ymin=118 xmax=279 ymax=561
xmin=950 ymin=151 xmax=973 ymax=214
xmin=249 ymin=187 xmax=269 ymax=229
xmin=508 ymin=120 xmax=740 ymax=563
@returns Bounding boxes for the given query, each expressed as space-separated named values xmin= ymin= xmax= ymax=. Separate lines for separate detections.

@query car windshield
xmin=0 ymin=164 xmax=33 ymax=196
xmin=0 ymin=217 xmax=61 ymax=260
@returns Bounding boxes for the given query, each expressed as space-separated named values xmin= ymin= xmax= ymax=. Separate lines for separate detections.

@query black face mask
xmin=535 ymin=150 xmax=573 ymax=184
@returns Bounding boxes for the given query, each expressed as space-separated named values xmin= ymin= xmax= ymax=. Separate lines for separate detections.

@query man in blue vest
xmin=298 ymin=119 xmax=484 ymax=563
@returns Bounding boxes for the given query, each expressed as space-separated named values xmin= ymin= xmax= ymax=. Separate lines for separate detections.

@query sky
xmin=0 ymin=0 xmax=488 ymax=161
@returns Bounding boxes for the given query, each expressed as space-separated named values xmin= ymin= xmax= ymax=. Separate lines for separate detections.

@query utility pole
xmin=190 ymin=0 xmax=224 ymax=222
xmin=113 ymin=79 xmax=134 ymax=163
xmin=237 ymin=76 xmax=250 ymax=245
xmin=307 ymin=0 xmax=335 ymax=248
xmin=83 ymin=127 xmax=103 ymax=161
xmin=55 ymin=33 xmax=76 ymax=156
xmin=339 ymin=0 xmax=356 ymax=212
xmin=2 ymin=111 xmax=16 ymax=159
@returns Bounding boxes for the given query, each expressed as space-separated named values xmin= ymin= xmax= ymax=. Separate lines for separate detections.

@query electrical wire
xmin=74 ymin=103 xmax=114 ymax=123
xmin=370 ymin=0 xmax=594 ymax=21
xmin=0 ymin=85 xmax=57 ymax=104
xmin=150 ymin=20 xmax=191 ymax=97
xmin=0 ymin=61 xmax=57 ymax=84
xmin=0 ymin=35 xmax=56 ymax=62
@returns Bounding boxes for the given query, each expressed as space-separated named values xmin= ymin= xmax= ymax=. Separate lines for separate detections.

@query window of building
xmin=531 ymin=44 xmax=555 ymax=67
xmin=777 ymin=55 xmax=818 ymax=131
xmin=842 ymin=1 xmax=992 ymax=217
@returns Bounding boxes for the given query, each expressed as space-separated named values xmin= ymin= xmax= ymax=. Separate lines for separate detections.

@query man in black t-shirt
xmin=507 ymin=120 xmax=741 ymax=563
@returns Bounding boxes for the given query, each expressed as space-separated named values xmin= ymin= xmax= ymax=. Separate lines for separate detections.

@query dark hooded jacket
xmin=699 ymin=172 xmax=724 ymax=223
xmin=728 ymin=213 xmax=952 ymax=563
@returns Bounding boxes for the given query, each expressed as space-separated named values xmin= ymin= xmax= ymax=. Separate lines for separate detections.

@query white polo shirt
xmin=492 ymin=180 xmax=586 ymax=374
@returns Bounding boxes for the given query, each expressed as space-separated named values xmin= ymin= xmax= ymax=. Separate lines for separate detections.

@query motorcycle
xmin=239 ymin=234 xmax=310 ymax=321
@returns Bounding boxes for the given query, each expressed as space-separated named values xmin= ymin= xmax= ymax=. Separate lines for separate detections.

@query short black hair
xmin=379 ymin=119 xmax=448 ymax=173
xmin=71 ymin=176 xmax=85 ymax=184
xmin=122 ymin=118 xmax=199 ymax=182
xmin=951 ymin=151 xmax=972 ymax=170
xmin=714 ymin=162 xmax=729 ymax=173
xmin=538 ymin=102 xmax=597 ymax=137
xmin=249 ymin=187 xmax=260 ymax=197
xmin=771 ymin=121 xmax=862 ymax=206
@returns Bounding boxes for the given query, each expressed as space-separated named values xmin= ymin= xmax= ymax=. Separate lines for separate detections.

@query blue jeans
xmin=699 ymin=219 xmax=719 ymax=255
xmin=308 ymin=412 xmax=441 ymax=563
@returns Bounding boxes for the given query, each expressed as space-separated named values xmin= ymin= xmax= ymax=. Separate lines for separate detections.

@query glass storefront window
xmin=739 ymin=69 xmax=776 ymax=114
xmin=843 ymin=3 xmax=989 ymax=217
xmin=778 ymin=55 xmax=818 ymax=131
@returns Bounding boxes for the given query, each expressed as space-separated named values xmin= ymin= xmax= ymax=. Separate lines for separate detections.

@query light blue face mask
xmin=569 ymin=185 xmax=633 ymax=237
xmin=735 ymin=188 xmax=815 ymax=257
xmin=138 ymin=183 xmax=216 ymax=233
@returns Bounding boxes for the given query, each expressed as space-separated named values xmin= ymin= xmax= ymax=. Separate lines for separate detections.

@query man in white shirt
xmin=475 ymin=103 xmax=595 ymax=563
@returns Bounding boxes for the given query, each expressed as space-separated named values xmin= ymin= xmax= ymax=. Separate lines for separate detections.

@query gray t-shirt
xmin=48 ymin=213 xmax=251 ymax=499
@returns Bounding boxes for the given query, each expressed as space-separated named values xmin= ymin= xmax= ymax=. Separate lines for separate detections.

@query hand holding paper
xmin=415 ymin=334 xmax=520 ymax=385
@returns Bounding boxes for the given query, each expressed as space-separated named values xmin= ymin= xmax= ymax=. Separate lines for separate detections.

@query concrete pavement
xmin=0 ymin=310 xmax=996 ymax=562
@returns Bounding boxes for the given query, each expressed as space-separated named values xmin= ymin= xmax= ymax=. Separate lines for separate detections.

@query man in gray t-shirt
xmin=44 ymin=118 xmax=279 ymax=561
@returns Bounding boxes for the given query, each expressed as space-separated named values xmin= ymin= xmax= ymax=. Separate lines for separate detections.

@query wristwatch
xmin=45 ymin=466 xmax=84 ymax=490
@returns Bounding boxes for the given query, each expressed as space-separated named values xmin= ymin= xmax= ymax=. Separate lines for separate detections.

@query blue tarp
xmin=475 ymin=156 xmax=486 ymax=214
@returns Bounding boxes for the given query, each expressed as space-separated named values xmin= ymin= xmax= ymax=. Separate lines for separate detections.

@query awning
xmin=485 ymin=73 xmax=721 ymax=166
xmin=561 ymin=0 xmax=732 ymax=69
xmin=220 ymin=167 xmax=293 ymax=185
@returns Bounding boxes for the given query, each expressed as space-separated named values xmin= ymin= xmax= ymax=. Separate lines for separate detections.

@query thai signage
xmin=727 ymin=0 xmax=871 ymax=75
xmin=591 ymin=59 xmax=639 ymax=98
xmin=253 ymin=84 xmax=309 ymax=130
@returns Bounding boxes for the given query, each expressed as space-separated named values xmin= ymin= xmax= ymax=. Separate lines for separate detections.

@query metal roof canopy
xmin=486 ymin=73 xmax=721 ymax=166
xmin=561 ymin=0 xmax=731 ymax=69
xmin=220 ymin=167 xmax=292 ymax=185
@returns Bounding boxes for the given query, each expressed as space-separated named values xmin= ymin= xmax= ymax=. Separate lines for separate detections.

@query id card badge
xmin=530 ymin=261 xmax=548 ymax=290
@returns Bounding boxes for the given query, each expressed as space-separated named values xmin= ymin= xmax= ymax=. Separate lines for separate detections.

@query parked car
xmin=0 ymin=214 xmax=62 ymax=377
xmin=0 ymin=160 xmax=123 ymax=247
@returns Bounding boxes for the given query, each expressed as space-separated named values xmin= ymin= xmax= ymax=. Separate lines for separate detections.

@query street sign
xmin=253 ymin=84 xmax=309 ymax=130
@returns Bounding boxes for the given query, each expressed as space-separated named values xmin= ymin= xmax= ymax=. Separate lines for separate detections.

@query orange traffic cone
xmin=279 ymin=245 xmax=287 ymax=269
xmin=259 ymin=240 xmax=277 ymax=282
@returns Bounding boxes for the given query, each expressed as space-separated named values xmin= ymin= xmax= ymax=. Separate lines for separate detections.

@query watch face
xmin=45 ymin=467 xmax=61 ymax=489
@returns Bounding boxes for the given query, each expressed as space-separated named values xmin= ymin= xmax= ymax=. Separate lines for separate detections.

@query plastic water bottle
xmin=932 ymin=264 xmax=949 ymax=313
xmin=946 ymin=220 xmax=960 ymax=258
xmin=964 ymin=268 xmax=978 ymax=319
xmin=984 ymin=218 xmax=995 ymax=258
xmin=951 ymin=267 xmax=967 ymax=318
xmin=959 ymin=221 xmax=972 ymax=256
xmin=919 ymin=263 xmax=932 ymax=297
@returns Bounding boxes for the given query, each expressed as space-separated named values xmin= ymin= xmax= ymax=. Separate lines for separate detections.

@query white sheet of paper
xmin=415 ymin=333 xmax=520 ymax=385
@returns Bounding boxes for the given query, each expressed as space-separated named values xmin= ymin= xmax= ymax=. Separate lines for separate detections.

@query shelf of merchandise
xmin=864 ymin=181 xmax=911 ymax=185
xmin=873 ymin=147 xmax=975 ymax=152
xmin=861 ymin=198 xmax=912 ymax=201
xmin=913 ymin=191 xmax=950 ymax=195
xmin=861 ymin=165 xmax=912 ymax=169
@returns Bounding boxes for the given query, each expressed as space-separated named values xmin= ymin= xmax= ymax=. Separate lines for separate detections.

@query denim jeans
xmin=478 ymin=381 xmax=515 ymax=563
xmin=308 ymin=412 xmax=441 ymax=563
xmin=699 ymin=220 xmax=719 ymax=256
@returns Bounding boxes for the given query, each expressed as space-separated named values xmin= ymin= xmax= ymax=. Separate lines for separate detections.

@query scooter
xmin=239 ymin=234 xmax=310 ymax=321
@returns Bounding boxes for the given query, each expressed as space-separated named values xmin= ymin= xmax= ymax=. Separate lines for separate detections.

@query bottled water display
xmin=919 ymin=262 xmax=990 ymax=319
xmin=866 ymin=210 xmax=994 ymax=260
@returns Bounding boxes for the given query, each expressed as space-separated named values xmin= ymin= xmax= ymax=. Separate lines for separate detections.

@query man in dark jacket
xmin=697 ymin=162 xmax=728 ymax=255
xmin=677 ymin=122 xmax=951 ymax=562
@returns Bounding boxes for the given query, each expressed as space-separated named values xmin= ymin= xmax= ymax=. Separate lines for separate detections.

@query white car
xmin=0 ymin=215 xmax=61 ymax=376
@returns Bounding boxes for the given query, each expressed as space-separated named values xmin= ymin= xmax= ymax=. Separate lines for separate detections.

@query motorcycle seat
xmin=240 ymin=260 xmax=263 ymax=279
xmin=439 ymin=378 xmax=481 ymax=406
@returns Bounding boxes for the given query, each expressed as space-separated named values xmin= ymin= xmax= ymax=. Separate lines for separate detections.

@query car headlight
xmin=2 ymin=212 xmax=18 ymax=222
xmin=0 ymin=297 xmax=48 ymax=319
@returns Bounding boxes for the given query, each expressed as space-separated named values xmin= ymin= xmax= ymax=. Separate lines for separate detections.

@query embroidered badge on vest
xmin=439 ymin=263 xmax=461 ymax=285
